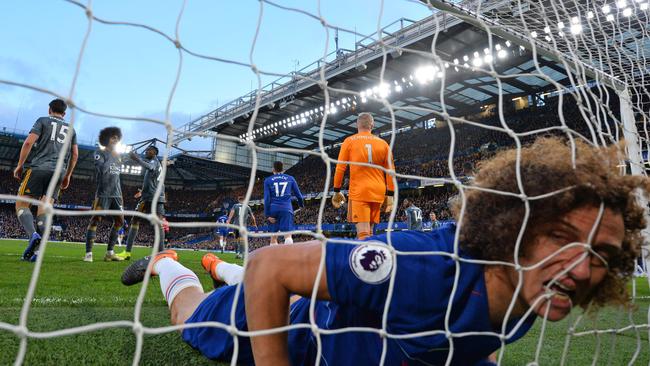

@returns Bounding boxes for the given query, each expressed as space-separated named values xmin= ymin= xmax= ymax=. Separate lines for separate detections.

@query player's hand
xmin=381 ymin=195 xmax=394 ymax=213
xmin=61 ymin=174 xmax=71 ymax=190
xmin=331 ymin=191 xmax=346 ymax=208
xmin=268 ymin=217 xmax=276 ymax=224
xmin=13 ymin=165 xmax=23 ymax=180
xmin=129 ymin=150 xmax=138 ymax=160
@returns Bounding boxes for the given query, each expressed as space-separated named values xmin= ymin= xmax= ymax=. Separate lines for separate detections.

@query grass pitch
xmin=1 ymin=239 xmax=648 ymax=365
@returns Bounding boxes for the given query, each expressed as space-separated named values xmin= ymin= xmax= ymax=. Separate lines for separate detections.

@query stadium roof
xmin=173 ymin=0 xmax=649 ymax=152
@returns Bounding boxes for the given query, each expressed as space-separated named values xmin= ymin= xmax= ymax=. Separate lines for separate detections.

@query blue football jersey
xmin=263 ymin=173 xmax=304 ymax=217
xmin=182 ymin=225 xmax=536 ymax=365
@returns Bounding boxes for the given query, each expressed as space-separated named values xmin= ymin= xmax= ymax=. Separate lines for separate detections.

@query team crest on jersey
xmin=349 ymin=243 xmax=393 ymax=284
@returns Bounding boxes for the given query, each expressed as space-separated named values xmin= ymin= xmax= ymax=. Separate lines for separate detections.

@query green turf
xmin=1 ymin=239 xmax=649 ymax=365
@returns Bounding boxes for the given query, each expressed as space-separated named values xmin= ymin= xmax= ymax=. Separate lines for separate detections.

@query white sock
xmin=154 ymin=258 xmax=203 ymax=307
xmin=216 ymin=262 xmax=244 ymax=285
xmin=107 ymin=250 xmax=114 ymax=255
xmin=284 ymin=237 xmax=293 ymax=244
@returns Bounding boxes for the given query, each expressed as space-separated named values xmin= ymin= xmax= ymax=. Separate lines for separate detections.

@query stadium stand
xmin=0 ymin=95 xmax=602 ymax=252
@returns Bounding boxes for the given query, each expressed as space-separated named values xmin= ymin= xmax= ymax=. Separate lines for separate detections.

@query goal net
xmin=1 ymin=0 xmax=649 ymax=364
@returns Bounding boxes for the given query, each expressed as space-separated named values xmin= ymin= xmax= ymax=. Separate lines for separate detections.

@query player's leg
xmin=84 ymin=198 xmax=104 ymax=262
xmin=15 ymin=169 xmax=40 ymax=260
xmin=118 ymin=216 xmax=139 ymax=260
xmin=368 ymin=202 xmax=381 ymax=238
xmin=268 ymin=211 xmax=279 ymax=245
xmin=105 ymin=210 xmax=125 ymax=262
xmin=202 ymin=253 xmax=244 ymax=287
xmin=218 ymin=234 xmax=225 ymax=253
xmin=349 ymin=200 xmax=372 ymax=239
xmin=233 ymin=230 xmax=243 ymax=259
xmin=34 ymin=195 xmax=55 ymax=236
xmin=118 ymin=201 xmax=145 ymax=260
xmin=279 ymin=211 xmax=293 ymax=244
xmin=121 ymin=250 xmax=207 ymax=324
xmin=23 ymin=195 xmax=57 ymax=261
xmin=156 ymin=205 xmax=166 ymax=252
xmin=84 ymin=215 xmax=101 ymax=262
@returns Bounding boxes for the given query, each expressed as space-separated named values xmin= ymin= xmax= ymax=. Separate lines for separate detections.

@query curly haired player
xmin=84 ymin=127 xmax=126 ymax=262
xmin=123 ymin=137 xmax=648 ymax=365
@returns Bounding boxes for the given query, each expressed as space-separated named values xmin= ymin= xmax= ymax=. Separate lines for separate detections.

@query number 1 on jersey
xmin=365 ymin=143 xmax=373 ymax=164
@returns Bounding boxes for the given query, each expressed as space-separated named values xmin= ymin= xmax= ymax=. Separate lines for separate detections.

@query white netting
xmin=1 ymin=0 xmax=649 ymax=364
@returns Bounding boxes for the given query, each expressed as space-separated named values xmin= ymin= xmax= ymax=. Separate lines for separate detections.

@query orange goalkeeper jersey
xmin=333 ymin=131 xmax=395 ymax=203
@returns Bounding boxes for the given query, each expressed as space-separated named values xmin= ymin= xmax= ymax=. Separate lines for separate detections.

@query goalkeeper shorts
xmin=347 ymin=200 xmax=381 ymax=224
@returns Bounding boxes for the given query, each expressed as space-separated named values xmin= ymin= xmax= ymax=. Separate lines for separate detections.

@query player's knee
xmin=15 ymin=201 xmax=29 ymax=211
xmin=170 ymin=305 xmax=183 ymax=326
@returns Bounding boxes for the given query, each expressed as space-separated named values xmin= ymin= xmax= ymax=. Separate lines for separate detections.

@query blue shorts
xmin=268 ymin=210 xmax=294 ymax=233
xmin=181 ymin=286 xmax=253 ymax=364
xmin=216 ymin=227 xmax=229 ymax=237
xmin=181 ymin=286 xmax=316 ymax=364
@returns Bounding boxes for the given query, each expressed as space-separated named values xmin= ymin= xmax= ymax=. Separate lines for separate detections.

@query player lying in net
xmin=122 ymin=136 xmax=648 ymax=365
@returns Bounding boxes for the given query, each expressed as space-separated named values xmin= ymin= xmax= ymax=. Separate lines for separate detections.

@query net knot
xmin=132 ymin=322 xmax=143 ymax=335
xmin=14 ymin=326 xmax=28 ymax=338
xmin=310 ymin=323 xmax=320 ymax=335
xmin=43 ymin=203 xmax=54 ymax=215
xmin=227 ymin=325 xmax=238 ymax=336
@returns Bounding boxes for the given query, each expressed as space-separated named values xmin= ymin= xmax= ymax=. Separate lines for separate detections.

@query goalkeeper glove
xmin=381 ymin=191 xmax=394 ymax=213
xmin=331 ymin=190 xmax=346 ymax=208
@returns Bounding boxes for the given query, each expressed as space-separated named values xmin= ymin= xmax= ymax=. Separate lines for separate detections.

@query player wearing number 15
xmin=264 ymin=161 xmax=304 ymax=245
xmin=14 ymin=99 xmax=79 ymax=261
xmin=332 ymin=113 xmax=395 ymax=239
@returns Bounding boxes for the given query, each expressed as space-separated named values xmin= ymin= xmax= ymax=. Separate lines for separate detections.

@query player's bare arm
xmin=14 ymin=133 xmax=39 ymax=180
xmin=245 ymin=241 xmax=329 ymax=366
xmin=61 ymin=144 xmax=79 ymax=190
xmin=226 ymin=208 xmax=234 ymax=224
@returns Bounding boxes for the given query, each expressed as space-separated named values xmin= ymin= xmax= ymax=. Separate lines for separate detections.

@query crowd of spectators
xmin=0 ymin=99 xmax=612 ymax=252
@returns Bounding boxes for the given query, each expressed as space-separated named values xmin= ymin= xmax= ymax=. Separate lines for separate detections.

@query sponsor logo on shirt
xmin=349 ymin=243 xmax=393 ymax=284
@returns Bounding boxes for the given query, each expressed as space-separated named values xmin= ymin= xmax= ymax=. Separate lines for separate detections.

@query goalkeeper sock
xmin=216 ymin=262 xmax=244 ymax=285
xmin=125 ymin=223 xmax=139 ymax=252
xmin=36 ymin=214 xmax=47 ymax=235
xmin=154 ymin=258 xmax=202 ymax=307
xmin=107 ymin=225 xmax=121 ymax=252
xmin=85 ymin=225 xmax=97 ymax=253
xmin=17 ymin=209 xmax=36 ymax=237
xmin=284 ymin=237 xmax=293 ymax=244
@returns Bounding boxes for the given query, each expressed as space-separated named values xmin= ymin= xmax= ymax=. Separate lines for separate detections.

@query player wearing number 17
xmin=332 ymin=113 xmax=395 ymax=239
xmin=263 ymin=161 xmax=304 ymax=245
xmin=14 ymin=99 xmax=79 ymax=261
